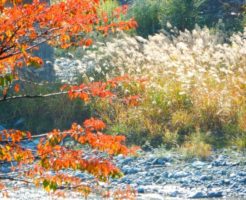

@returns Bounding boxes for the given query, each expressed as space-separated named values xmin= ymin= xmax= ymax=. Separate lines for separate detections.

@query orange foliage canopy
xmin=0 ymin=0 xmax=136 ymax=75
xmin=0 ymin=0 xmax=139 ymax=198
xmin=0 ymin=76 xmax=140 ymax=197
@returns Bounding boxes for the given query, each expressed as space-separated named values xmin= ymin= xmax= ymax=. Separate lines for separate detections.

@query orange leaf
xmin=84 ymin=38 xmax=93 ymax=47
xmin=14 ymin=83 xmax=20 ymax=93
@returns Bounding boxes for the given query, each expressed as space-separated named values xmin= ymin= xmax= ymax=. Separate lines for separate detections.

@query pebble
xmin=172 ymin=171 xmax=189 ymax=178
xmin=1 ymin=136 xmax=246 ymax=199
xmin=207 ymin=191 xmax=223 ymax=198
xmin=192 ymin=161 xmax=206 ymax=169
xmin=200 ymin=175 xmax=213 ymax=181
xmin=189 ymin=191 xmax=207 ymax=198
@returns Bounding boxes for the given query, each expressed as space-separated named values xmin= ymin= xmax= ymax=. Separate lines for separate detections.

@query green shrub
xmin=160 ymin=0 xmax=245 ymax=34
xmin=127 ymin=0 xmax=165 ymax=37
xmin=181 ymin=131 xmax=212 ymax=160
xmin=233 ymin=133 xmax=246 ymax=150
xmin=162 ymin=129 xmax=179 ymax=149
xmin=98 ymin=0 xmax=120 ymax=22
xmin=160 ymin=0 xmax=204 ymax=31
xmin=127 ymin=0 xmax=245 ymax=36
xmin=0 ymin=82 xmax=91 ymax=133
xmin=199 ymin=0 xmax=246 ymax=33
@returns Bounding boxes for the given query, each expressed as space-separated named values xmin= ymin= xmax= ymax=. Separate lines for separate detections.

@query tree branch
xmin=0 ymin=90 xmax=68 ymax=102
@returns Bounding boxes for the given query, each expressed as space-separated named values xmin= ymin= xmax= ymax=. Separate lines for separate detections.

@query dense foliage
xmin=127 ymin=0 xmax=246 ymax=37
xmin=0 ymin=2 xmax=245 ymax=199
xmin=0 ymin=0 xmax=139 ymax=198
xmin=68 ymin=28 xmax=246 ymax=150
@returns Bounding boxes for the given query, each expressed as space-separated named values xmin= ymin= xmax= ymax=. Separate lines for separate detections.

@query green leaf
xmin=50 ymin=182 xmax=58 ymax=191
xmin=0 ymin=77 xmax=4 ymax=87
xmin=5 ymin=74 xmax=13 ymax=83
xmin=43 ymin=179 xmax=50 ymax=188
xmin=0 ymin=74 xmax=14 ymax=87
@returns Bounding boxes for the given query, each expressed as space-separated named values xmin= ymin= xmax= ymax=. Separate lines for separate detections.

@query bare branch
xmin=0 ymin=90 xmax=68 ymax=102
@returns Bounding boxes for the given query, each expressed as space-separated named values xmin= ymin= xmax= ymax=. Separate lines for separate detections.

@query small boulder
xmin=168 ymin=190 xmax=180 ymax=197
xmin=137 ymin=187 xmax=145 ymax=193
xmin=172 ymin=171 xmax=189 ymax=178
xmin=192 ymin=161 xmax=206 ymax=169
xmin=207 ymin=191 xmax=223 ymax=198
xmin=200 ymin=175 xmax=213 ymax=181
xmin=189 ymin=191 xmax=207 ymax=199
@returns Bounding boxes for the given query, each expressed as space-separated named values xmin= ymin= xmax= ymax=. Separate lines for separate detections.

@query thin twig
xmin=0 ymin=91 xmax=68 ymax=102
xmin=0 ymin=88 xmax=90 ymax=102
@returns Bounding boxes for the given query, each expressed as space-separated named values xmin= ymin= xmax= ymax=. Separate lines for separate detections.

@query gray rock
xmin=168 ymin=190 xmax=180 ymax=197
xmin=155 ymin=177 xmax=165 ymax=184
xmin=207 ymin=191 xmax=223 ymax=198
xmin=143 ymin=177 xmax=153 ymax=185
xmin=213 ymin=180 xmax=223 ymax=186
xmin=147 ymin=171 xmax=155 ymax=176
xmin=161 ymin=172 xmax=169 ymax=178
xmin=115 ymin=154 xmax=124 ymax=161
xmin=172 ymin=171 xmax=189 ymax=178
xmin=230 ymin=182 xmax=239 ymax=189
xmin=180 ymin=178 xmax=191 ymax=186
xmin=230 ymin=173 xmax=237 ymax=178
xmin=137 ymin=187 xmax=145 ymax=193
xmin=239 ymin=177 xmax=246 ymax=184
xmin=66 ymin=52 xmax=74 ymax=59
xmin=223 ymin=179 xmax=231 ymax=185
xmin=229 ymin=161 xmax=240 ymax=166
xmin=120 ymin=157 xmax=134 ymax=165
xmin=136 ymin=179 xmax=145 ymax=185
xmin=152 ymin=158 xmax=166 ymax=165
xmin=194 ymin=171 xmax=202 ymax=176
xmin=238 ymin=171 xmax=246 ymax=177
xmin=139 ymin=193 xmax=164 ymax=200
xmin=216 ymin=170 xmax=227 ymax=175
xmin=1 ymin=146 xmax=246 ymax=199
xmin=192 ymin=161 xmax=206 ymax=169
xmin=200 ymin=175 xmax=213 ymax=181
xmin=189 ymin=191 xmax=207 ymax=198
xmin=212 ymin=157 xmax=227 ymax=166
xmin=217 ymin=154 xmax=228 ymax=160
xmin=122 ymin=166 xmax=139 ymax=174
xmin=119 ymin=177 xmax=132 ymax=184
xmin=137 ymin=171 xmax=148 ymax=176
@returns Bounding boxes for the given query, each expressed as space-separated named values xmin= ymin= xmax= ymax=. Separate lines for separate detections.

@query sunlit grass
xmin=83 ymin=27 xmax=246 ymax=149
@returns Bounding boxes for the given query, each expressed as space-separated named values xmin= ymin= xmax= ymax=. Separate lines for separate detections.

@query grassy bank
xmin=1 ymin=27 xmax=245 ymax=158
xmin=81 ymin=28 xmax=246 ymax=152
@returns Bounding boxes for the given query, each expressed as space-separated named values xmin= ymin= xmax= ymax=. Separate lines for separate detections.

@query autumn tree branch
xmin=0 ymin=90 xmax=68 ymax=102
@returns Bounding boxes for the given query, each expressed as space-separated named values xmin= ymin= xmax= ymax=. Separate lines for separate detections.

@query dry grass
xmin=179 ymin=130 xmax=212 ymax=160
xmin=71 ymin=27 xmax=246 ymax=148
xmin=181 ymin=140 xmax=212 ymax=160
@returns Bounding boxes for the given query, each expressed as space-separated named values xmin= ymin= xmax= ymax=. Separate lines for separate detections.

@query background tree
xmin=127 ymin=0 xmax=164 ymax=37
xmin=198 ymin=0 xmax=246 ymax=33
xmin=126 ymin=0 xmax=245 ymax=37
xmin=160 ymin=0 xmax=205 ymax=31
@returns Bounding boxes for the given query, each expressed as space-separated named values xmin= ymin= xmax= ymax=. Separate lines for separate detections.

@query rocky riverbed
xmin=113 ymin=148 xmax=246 ymax=199
xmin=0 ymin=143 xmax=245 ymax=200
